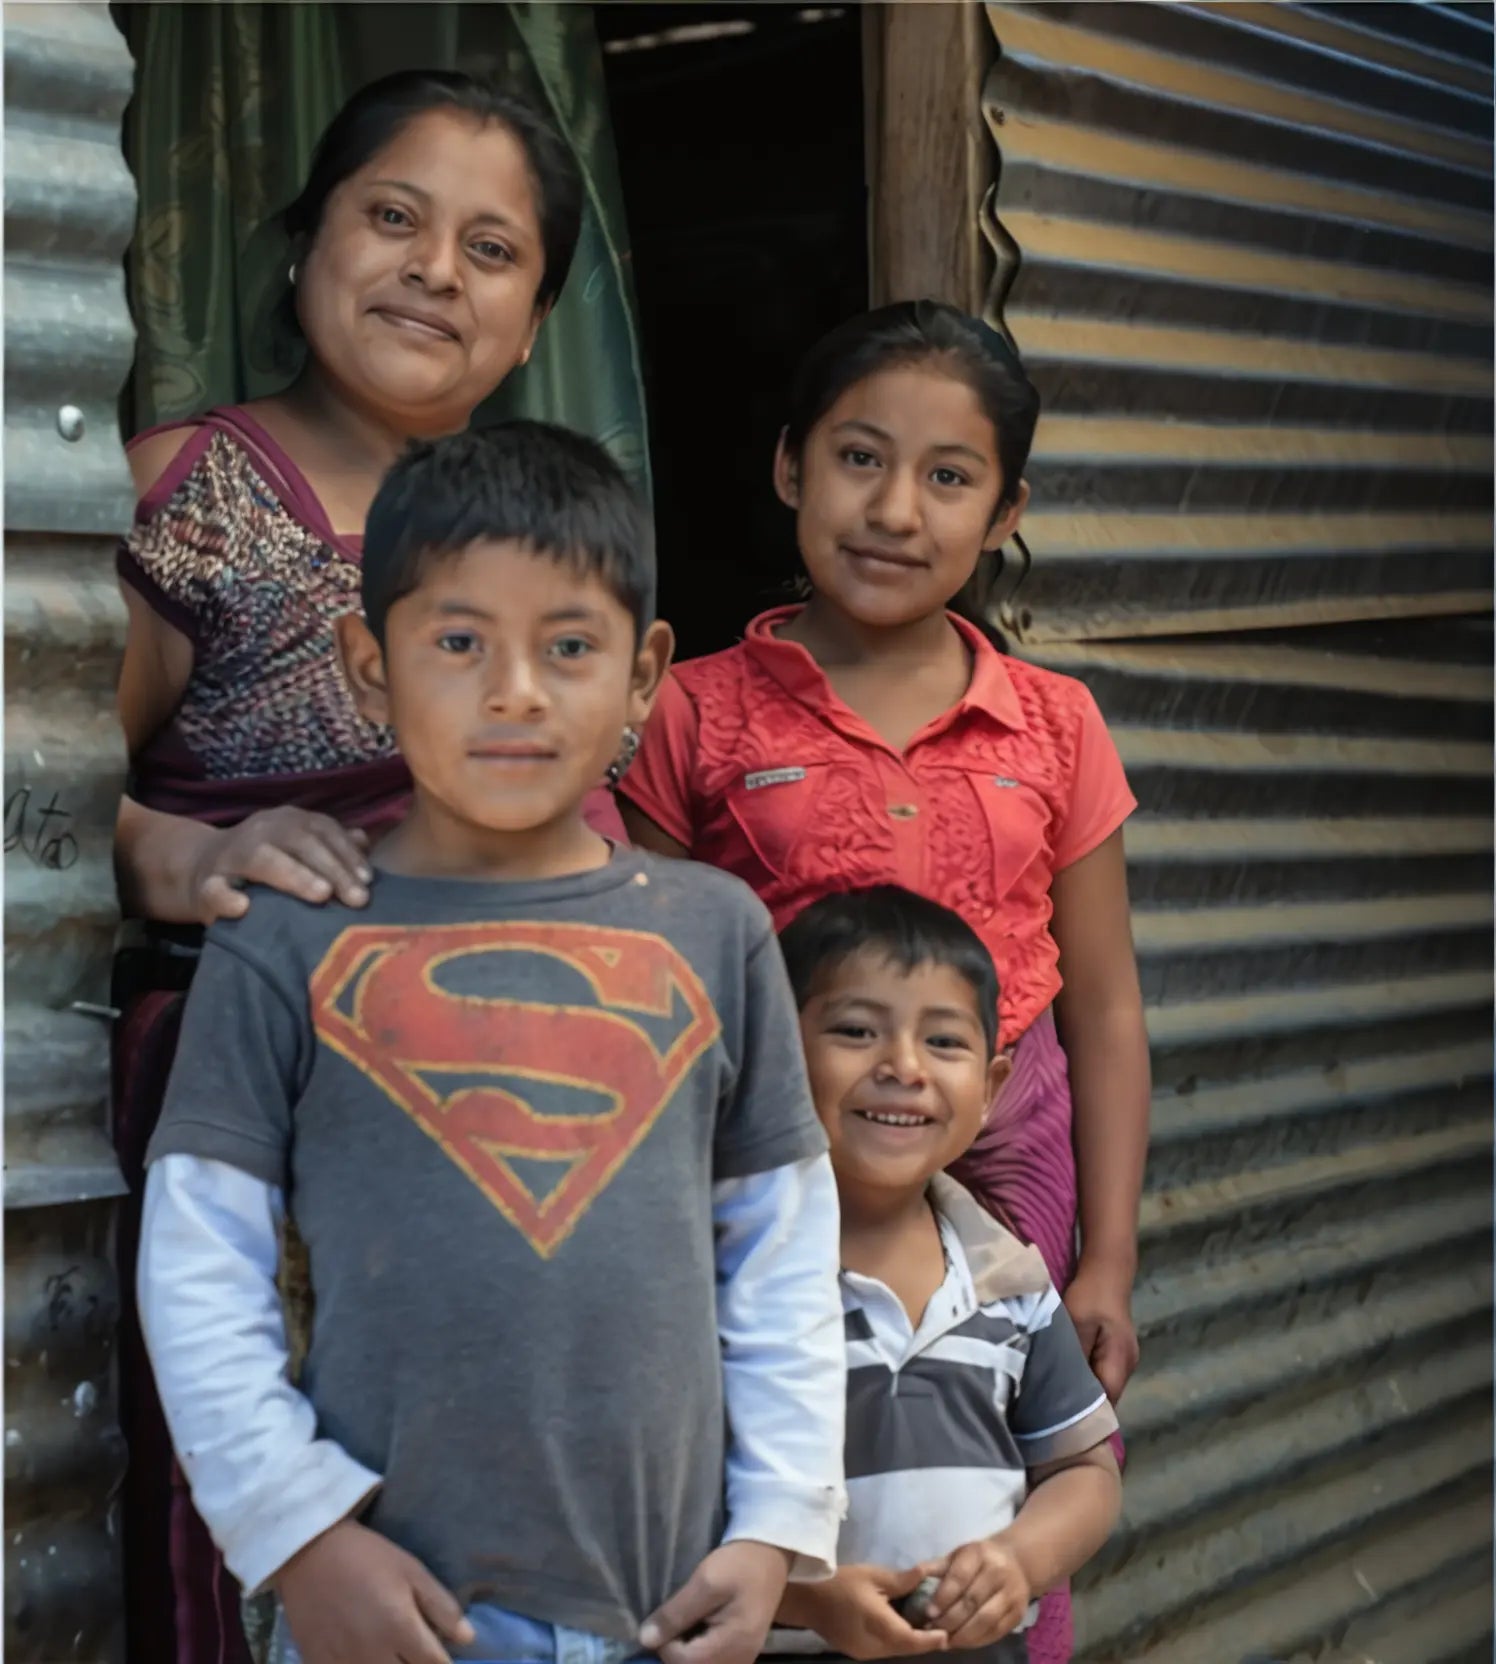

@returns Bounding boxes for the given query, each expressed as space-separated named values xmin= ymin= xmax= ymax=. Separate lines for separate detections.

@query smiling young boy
xmin=137 ymin=423 xmax=847 ymax=1664
xmin=770 ymin=888 xmax=1120 ymax=1664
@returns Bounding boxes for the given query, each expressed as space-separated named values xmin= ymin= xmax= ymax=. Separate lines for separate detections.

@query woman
xmin=113 ymin=69 xmax=616 ymax=1664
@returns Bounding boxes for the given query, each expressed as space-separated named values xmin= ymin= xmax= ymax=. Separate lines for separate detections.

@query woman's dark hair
xmin=782 ymin=300 xmax=1040 ymax=511
xmin=779 ymin=886 xmax=1000 ymax=1057
xmin=362 ymin=421 xmax=654 ymax=645
xmin=280 ymin=70 xmax=582 ymax=319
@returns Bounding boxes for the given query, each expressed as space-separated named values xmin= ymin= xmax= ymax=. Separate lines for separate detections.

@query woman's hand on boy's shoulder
xmin=275 ymin=1518 xmax=474 ymax=1664
xmin=777 ymin=1563 xmax=949 ymax=1660
xmin=192 ymin=808 xmax=373 ymax=923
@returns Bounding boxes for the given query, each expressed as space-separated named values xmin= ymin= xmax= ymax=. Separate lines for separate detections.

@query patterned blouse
xmin=118 ymin=406 xmax=402 ymax=812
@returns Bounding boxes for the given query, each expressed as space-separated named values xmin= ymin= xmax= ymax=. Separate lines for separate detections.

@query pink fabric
xmin=950 ymin=1009 xmax=1077 ymax=1289
xmin=1024 ymin=1593 xmax=1075 ymax=1664
xmin=947 ymin=1010 xmax=1104 ymax=1664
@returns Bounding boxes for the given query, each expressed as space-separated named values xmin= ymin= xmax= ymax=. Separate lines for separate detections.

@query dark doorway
xmin=596 ymin=2 xmax=868 ymax=659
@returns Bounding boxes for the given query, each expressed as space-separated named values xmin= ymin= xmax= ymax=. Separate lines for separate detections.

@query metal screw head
xmin=56 ymin=405 xmax=85 ymax=442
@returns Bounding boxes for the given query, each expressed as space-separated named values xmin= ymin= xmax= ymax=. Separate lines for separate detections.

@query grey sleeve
xmin=1010 ymin=1290 xmax=1120 ymax=1465
xmin=713 ymin=929 xmax=829 ymax=1180
xmin=144 ymin=933 xmax=307 ymax=1189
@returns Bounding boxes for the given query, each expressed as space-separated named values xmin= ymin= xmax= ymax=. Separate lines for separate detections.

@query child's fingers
xmin=945 ymin=1590 xmax=1024 ymax=1650
xmin=925 ymin=1544 xmax=985 ymax=1625
xmin=408 ymin=1563 xmax=476 ymax=1649
xmin=875 ymin=1563 xmax=933 ymax=1601
xmin=873 ymin=1615 xmax=950 ymax=1656
xmin=655 ymin=1610 xmax=758 ymax=1664
xmin=391 ymin=1618 xmax=455 ymax=1664
xmin=639 ymin=1564 xmax=722 ymax=1653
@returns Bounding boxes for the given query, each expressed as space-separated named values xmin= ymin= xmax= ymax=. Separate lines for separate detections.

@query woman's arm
xmin=115 ymin=581 xmax=218 ymax=918
xmin=1050 ymin=828 xmax=1150 ymax=1402
xmin=114 ymin=436 xmax=374 ymax=924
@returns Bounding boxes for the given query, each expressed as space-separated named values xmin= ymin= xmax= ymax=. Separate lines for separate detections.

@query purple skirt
xmin=950 ymin=1008 xmax=1079 ymax=1290
xmin=948 ymin=1009 xmax=1090 ymax=1664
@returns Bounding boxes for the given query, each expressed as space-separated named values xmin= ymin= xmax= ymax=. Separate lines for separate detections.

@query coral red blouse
xmin=621 ymin=607 xmax=1135 ymax=1044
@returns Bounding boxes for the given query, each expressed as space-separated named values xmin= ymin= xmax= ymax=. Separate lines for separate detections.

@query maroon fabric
xmin=132 ymin=747 xmax=415 ymax=831
xmin=115 ymin=989 xmax=188 ymax=1664
xmin=117 ymin=976 xmax=254 ymax=1664
xmin=170 ymin=1461 xmax=253 ymax=1664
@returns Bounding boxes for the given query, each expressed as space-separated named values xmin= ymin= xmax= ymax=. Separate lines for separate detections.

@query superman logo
xmin=309 ymin=921 xmax=721 ymax=1257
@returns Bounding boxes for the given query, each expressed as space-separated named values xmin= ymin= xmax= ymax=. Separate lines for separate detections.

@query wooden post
xmin=863 ymin=2 xmax=995 ymax=311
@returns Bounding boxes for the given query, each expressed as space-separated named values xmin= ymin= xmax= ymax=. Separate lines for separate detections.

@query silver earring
xmin=606 ymin=725 xmax=640 ymax=787
xmin=288 ymin=263 xmax=297 ymax=285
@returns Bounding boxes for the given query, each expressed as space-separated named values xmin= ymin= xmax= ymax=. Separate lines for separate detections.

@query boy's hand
xmin=1063 ymin=1259 xmax=1140 ymax=1404
xmin=786 ymin=1564 xmax=949 ymax=1660
xmin=639 ymin=1540 xmax=793 ymax=1664
xmin=920 ymin=1538 xmax=1031 ymax=1649
xmin=276 ymin=1519 xmax=475 ymax=1664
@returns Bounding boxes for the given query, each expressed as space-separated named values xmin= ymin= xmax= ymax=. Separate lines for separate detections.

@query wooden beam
xmin=864 ymin=2 xmax=994 ymax=311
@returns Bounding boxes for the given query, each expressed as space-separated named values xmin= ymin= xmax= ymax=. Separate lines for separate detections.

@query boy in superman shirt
xmin=139 ymin=423 xmax=847 ymax=1664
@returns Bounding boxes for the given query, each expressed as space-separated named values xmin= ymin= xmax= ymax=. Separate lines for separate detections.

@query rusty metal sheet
xmin=978 ymin=6 xmax=1493 ymax=1657
xmin=4 ymin=5 xmax=137 ymax=1660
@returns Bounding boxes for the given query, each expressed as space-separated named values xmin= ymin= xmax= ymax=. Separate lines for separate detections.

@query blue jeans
xmin=269 ymin=1601 xmax=652 ymax=1664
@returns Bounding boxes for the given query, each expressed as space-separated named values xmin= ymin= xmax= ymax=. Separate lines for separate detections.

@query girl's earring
xmin=607 ymin=725 xmax=640 ymax=787
xmin=288 ymin=263 xmax=298 ymax=285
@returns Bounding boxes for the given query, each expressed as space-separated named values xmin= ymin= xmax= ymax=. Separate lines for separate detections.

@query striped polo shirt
xmin=767 ymin=1175 xmax=1118 ymax=1661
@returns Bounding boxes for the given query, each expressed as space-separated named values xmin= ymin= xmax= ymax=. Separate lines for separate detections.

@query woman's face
xmin=296 ymin=107 xmax=550 ymax=435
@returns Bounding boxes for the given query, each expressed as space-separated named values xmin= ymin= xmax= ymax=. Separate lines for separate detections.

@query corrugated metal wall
xmin=4 ymin=4 xmax=138 ymax=1658
xmin=980 ymin=4 xmax=1493 ymax=1660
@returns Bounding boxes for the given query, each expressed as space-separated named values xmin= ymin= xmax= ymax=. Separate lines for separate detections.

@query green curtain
xmin=117 ymin=2 xmax=649 ymax=492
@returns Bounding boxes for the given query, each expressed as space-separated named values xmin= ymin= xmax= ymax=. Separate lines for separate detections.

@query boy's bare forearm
xmin=999 ymin=1450 xmax=1121 ymax=1597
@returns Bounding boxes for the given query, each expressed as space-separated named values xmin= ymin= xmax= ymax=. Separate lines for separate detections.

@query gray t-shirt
xmin=148 ymin=849 xmax=827 ymax=1639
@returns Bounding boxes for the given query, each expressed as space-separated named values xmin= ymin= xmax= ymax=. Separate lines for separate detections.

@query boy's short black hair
xmin=361 ymin=422 xmax=655 ymax=645
xmin=779 ymin=886 xmax=1000 ymax=1056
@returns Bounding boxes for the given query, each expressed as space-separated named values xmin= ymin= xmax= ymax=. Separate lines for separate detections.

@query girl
xmin=618 ymin=300 xmax=1149 ymax=1664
